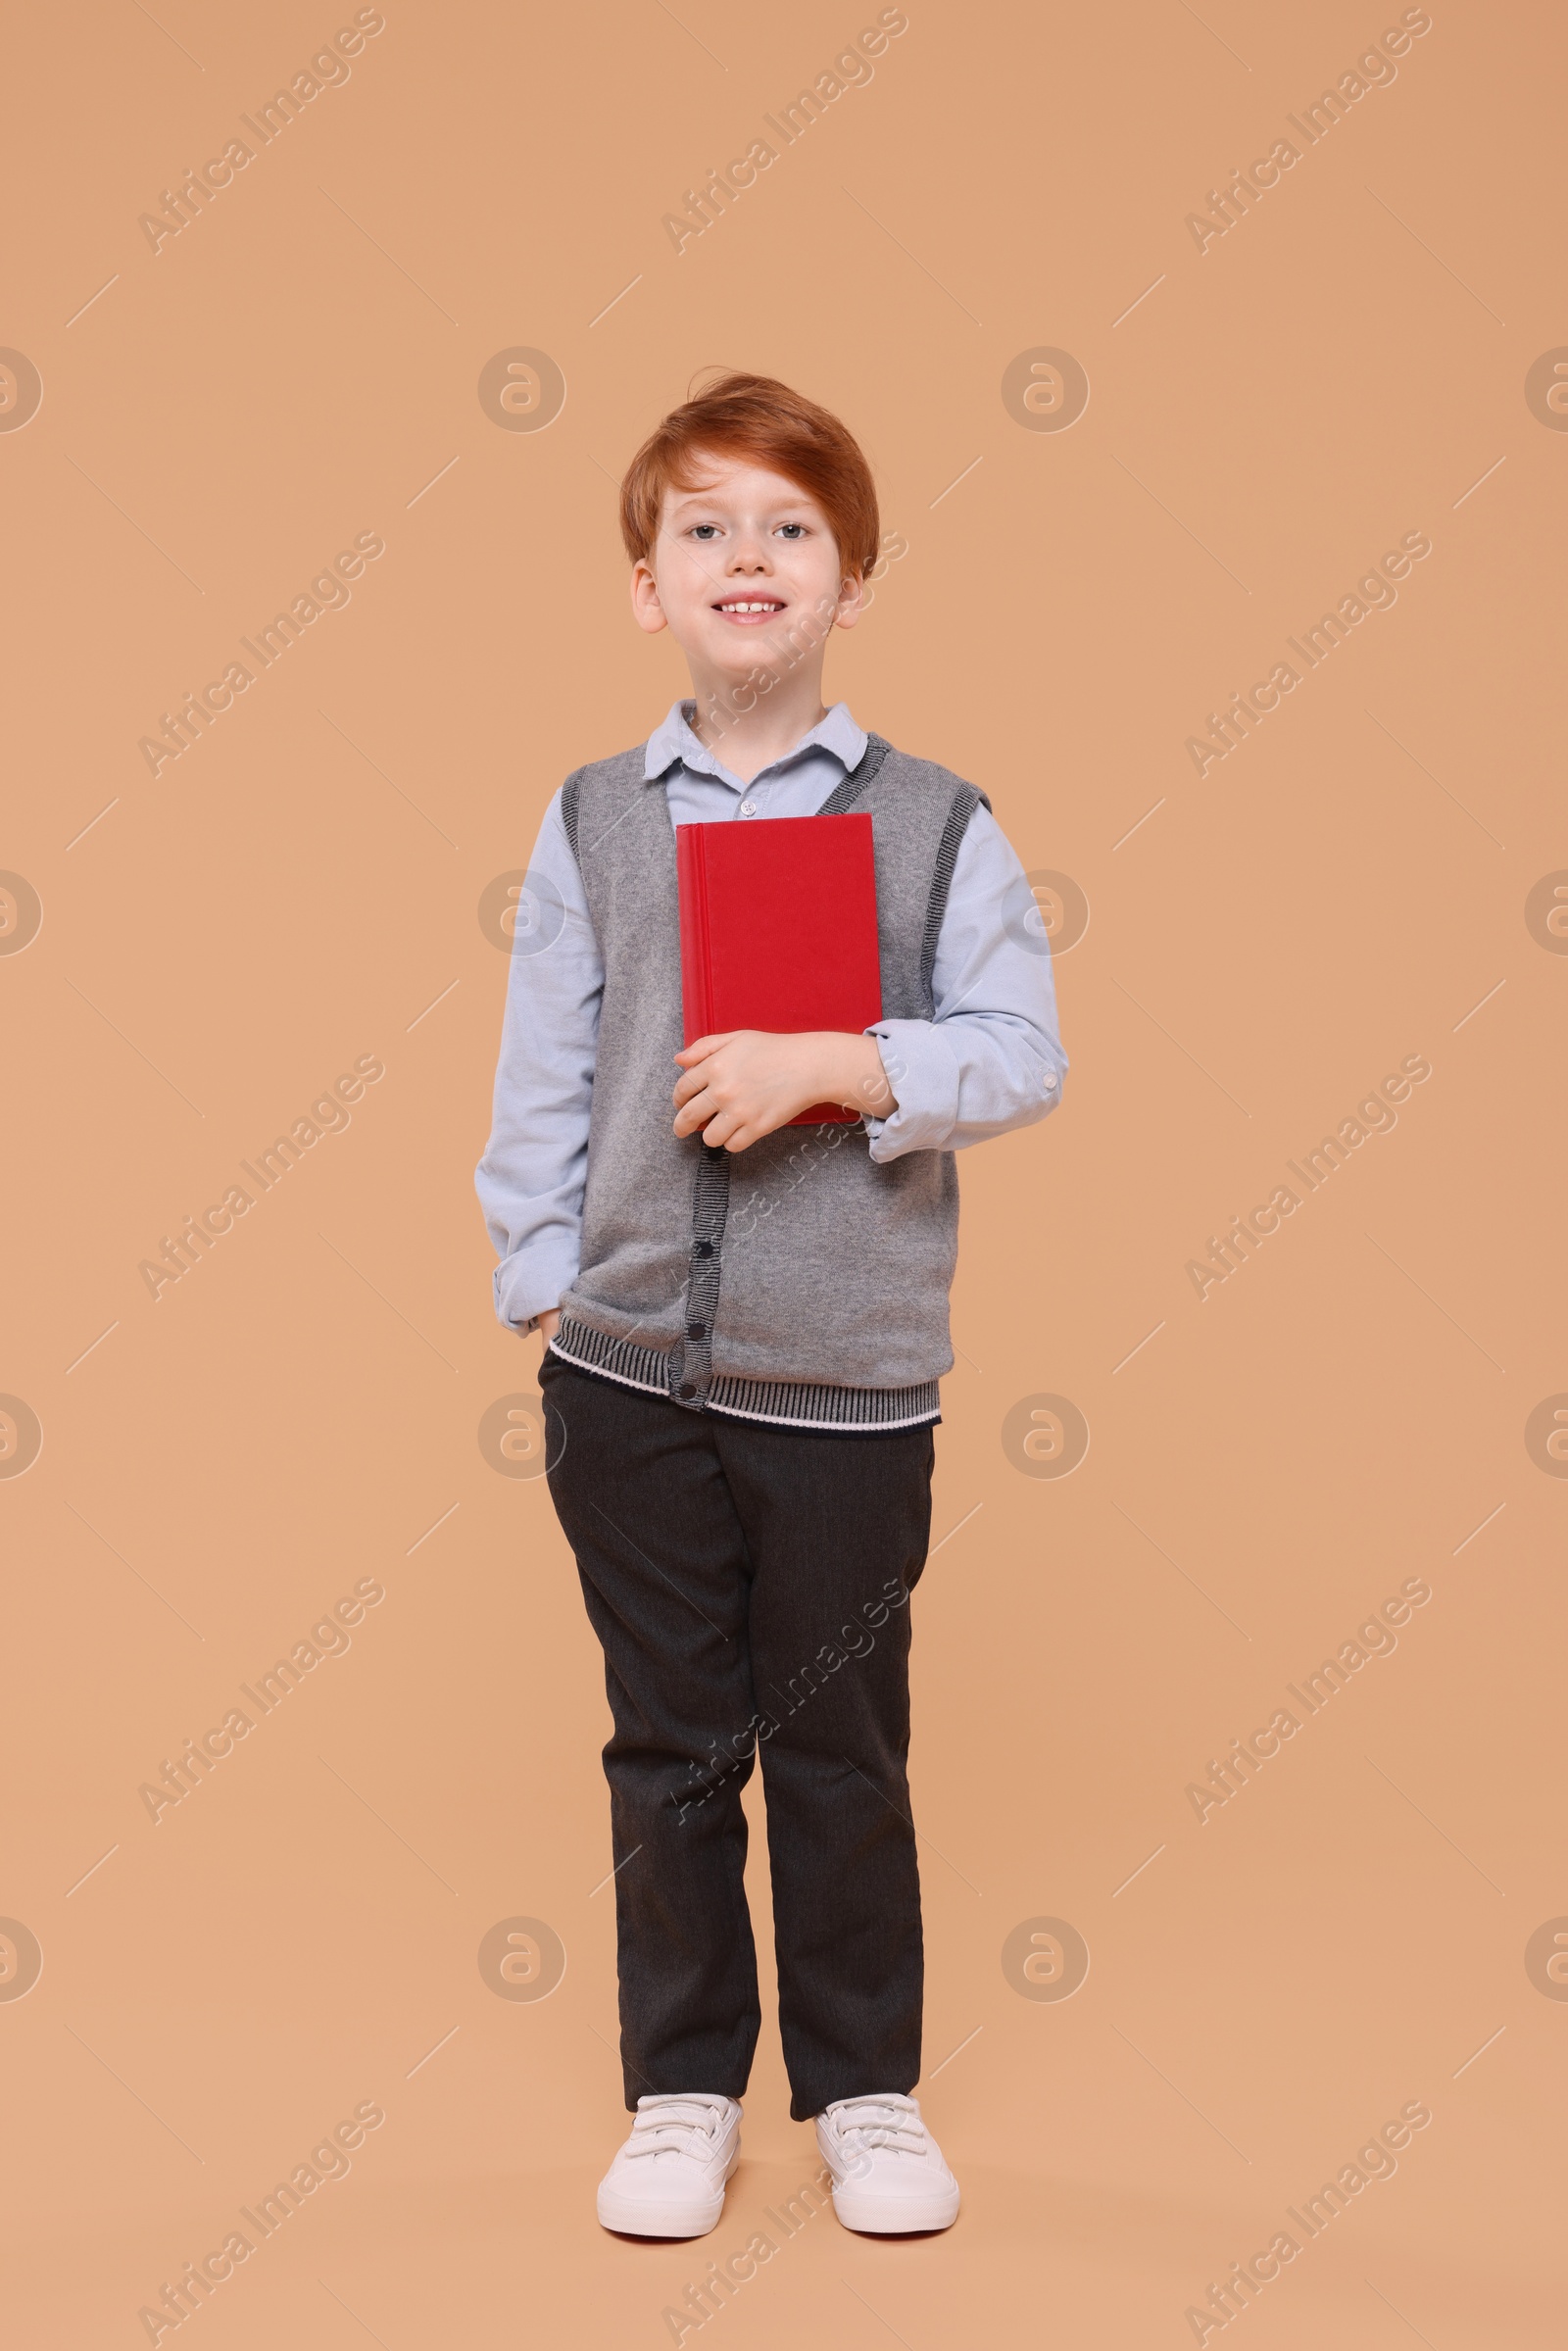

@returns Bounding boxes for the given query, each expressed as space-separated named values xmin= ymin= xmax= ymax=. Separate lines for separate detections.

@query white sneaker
xmin=815 ymin=2092 xmax=960 ymax=2232
xmin=596 ymin=2093 xmax=743 ymax=2237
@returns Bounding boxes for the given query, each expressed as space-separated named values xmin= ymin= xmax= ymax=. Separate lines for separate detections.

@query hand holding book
xmin=672 ymin=1029 xmax=897 ymax=1152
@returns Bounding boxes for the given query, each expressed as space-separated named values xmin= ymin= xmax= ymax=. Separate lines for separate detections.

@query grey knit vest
xmin=551 ymin=734 xmax=989 ymax=1430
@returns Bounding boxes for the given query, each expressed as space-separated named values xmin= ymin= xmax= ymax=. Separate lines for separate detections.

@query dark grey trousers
xmin=539 ymin=1352 xmax=936 ymax=2121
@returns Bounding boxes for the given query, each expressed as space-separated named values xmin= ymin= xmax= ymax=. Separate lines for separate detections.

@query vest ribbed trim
xmin=922 ymin=783 xmax=989 ymax=1004
xmin=814 ymin=731 xmax=894 ymax=816
xmin=548 ymin=1315 xmax=940 ymax=1432
xmin=706 ymin=1372 xmax=940 ymax=1431
xmin=547 ymin=1314 xmax=668 ymax=1397
xmin=561 ymin=765 xmax=585 ymax=863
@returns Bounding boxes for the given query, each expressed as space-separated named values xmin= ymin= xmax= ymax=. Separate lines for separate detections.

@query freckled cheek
xmin=673 ymin=551 xmax=721 ymax=603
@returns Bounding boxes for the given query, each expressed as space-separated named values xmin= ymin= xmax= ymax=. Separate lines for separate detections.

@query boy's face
xmin=630 ymin=454 xmax=862 ymax=687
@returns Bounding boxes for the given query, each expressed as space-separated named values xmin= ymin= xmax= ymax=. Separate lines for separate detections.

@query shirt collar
xmin=643 ymin=699 xmax=867 ymax=789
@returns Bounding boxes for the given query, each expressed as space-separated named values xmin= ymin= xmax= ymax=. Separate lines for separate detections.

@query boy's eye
xmin=776 ymin=523 xmax=806 ymax=539
xmin=689 ymin=523 xmax=720 ymax=540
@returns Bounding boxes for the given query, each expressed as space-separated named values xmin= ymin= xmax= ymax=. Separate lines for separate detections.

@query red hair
xmin=619 ymin=371 xmax=881 ymax=580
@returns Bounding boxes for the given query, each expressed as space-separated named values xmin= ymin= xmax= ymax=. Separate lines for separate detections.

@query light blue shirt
xmin=477 ymin=702 xmax=1068 ymax=1332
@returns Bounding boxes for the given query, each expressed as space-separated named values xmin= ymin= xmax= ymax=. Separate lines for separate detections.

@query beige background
xmin=4 ymin=0 xmax=1565 ymax=2342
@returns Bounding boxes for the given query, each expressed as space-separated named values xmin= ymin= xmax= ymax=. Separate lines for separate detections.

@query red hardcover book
xmin=676 ymin=811 xmax=883 ymax=1126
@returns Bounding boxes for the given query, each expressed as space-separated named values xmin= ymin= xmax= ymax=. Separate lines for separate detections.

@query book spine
xmin=676 ymin=826 xmax=713 ymax=1045
xmin=695 ymin=829 xmax=714 ymax=1037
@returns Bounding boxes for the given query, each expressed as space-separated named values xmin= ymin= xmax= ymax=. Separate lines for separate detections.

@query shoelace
xmin=826 ymin=2094 xmax=929 ymax=2157
xmin=624 ymin=2094 xmax=732 ymax=2163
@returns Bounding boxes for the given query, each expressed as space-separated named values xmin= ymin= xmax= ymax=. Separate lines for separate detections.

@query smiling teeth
xmin=718 ymin=601 xmax=781 ymax=612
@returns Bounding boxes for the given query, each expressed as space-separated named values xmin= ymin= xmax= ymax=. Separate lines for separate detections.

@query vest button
xmin=694 ymin=1240 xmax=714 ymax=1258
xmin=679 ymin=1382 xmax=697 ymax=1399
xmin=686 ymin=1321 xmax=707 ymax=1340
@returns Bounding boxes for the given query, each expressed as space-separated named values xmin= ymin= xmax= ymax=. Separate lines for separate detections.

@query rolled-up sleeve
xmin=474 ymin=792 xmax=602 ymax=1330
xmin=862 ymin=805 xmax=1068 ymax=1159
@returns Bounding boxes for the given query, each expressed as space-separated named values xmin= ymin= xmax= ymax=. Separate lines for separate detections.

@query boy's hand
xmin=672 ymin=1031 xmax=897 ymax=1151
xmin=532 ymin=1308 xmax=561 ymax=1345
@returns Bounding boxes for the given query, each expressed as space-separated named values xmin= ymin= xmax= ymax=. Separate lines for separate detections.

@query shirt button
xmin=687 ymin=1321 xmax=707 ymax=1340
xmin=738 ymin=800 xmax=757 ymax=817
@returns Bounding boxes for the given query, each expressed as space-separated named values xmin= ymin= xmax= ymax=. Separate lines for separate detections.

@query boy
xmin=476 ymin=372 xmax=1066 ymax=2238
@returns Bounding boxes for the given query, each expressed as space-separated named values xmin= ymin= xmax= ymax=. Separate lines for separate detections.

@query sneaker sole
xmin=597 ymin=2150 xmax=739 ymax=2238
xmin=828 ymin=2179 xmax=960 ymax=2233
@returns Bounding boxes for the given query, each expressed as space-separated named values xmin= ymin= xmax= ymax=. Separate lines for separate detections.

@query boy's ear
xmin=833 ymin=571 xmax=865 ymax=632
xmin=630 ymin=559 xmax=667 ymax=636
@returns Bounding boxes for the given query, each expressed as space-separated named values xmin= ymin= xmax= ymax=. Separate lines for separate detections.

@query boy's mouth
xmin=712 ymin=597 xmax=786 ymax=625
